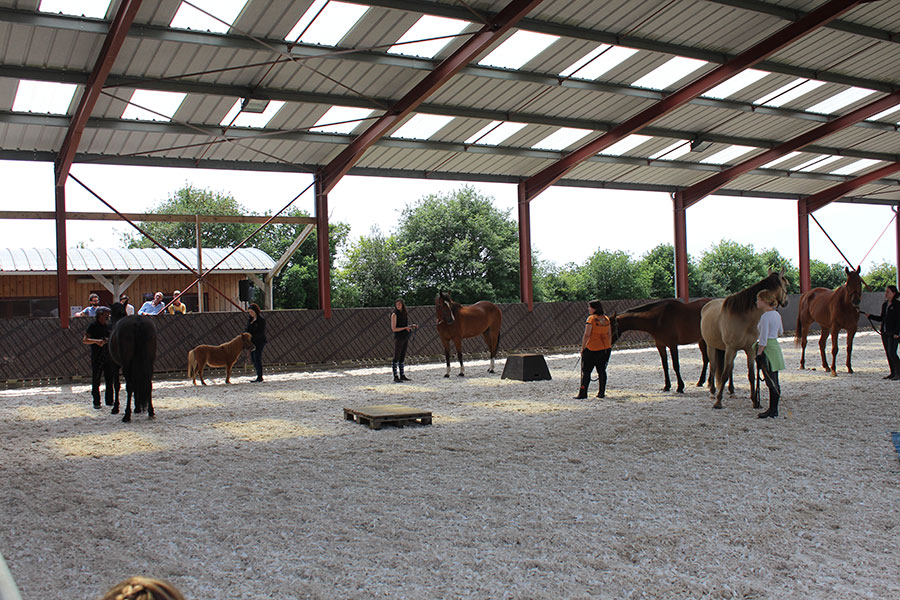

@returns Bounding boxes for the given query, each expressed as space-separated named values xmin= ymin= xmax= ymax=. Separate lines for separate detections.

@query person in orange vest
xmin=575 ymin=300 xmax=612 ymax=399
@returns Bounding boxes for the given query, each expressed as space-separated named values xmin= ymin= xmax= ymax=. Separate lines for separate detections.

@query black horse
xmin=108 ymin=313 xmax=158 ymax=423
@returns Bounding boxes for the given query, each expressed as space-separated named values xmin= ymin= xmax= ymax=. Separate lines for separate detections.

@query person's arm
xmin=756 ymin=315 xmax=769 ymax=355
xmin=391 ymin=313 xmax=401 ymax=332
xmin=82 ymin=333 xmax=106 ymax=346
xmin=580 ymin=322 xmax=592 ymax=352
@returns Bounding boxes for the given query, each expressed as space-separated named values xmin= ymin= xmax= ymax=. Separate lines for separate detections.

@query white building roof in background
xmin=0 ymin=248 xmax=275 ymax=274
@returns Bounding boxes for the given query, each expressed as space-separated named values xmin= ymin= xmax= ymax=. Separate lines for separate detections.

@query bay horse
xmin=700 ymin=269 xmax=789 ymax=409
xmin=795 ymin=266 xmax=863 ymax=376
xmin=435 ymin=291 xmax=502 ymax=377
xmin=612 ymin=298 xmax=712 ymax=393
xmin=108 ymin=315 xmax=158 ymax=423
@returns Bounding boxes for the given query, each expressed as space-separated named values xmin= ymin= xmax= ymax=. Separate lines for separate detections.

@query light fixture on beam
xmin=690 ymin=138 xmax=713 ymax=152
xmin=241 ymin=98 xmax=270 ymax=113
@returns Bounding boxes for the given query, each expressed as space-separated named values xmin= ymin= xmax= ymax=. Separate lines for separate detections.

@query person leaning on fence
xmin=75 ymin=293 xmax=101 ymax=317
xmin=138 ymin=292 xmax=166 ymax=315
xmin=864 ymin=285 xmax=900 ymax=380
xmin=99 ymin=576 xmax=186 ymax=600
xmin=82 ymin=306 xmax=117 ymax=409
xmin=575 ymin=300 xmax=612 ymax=399
xmin=390 ymin=298 xmax=417 ymax=382
xmin=119 ymin=293 xmax=135 ymax=315
xmin=756 ymin=288 xmax=785 ymax=419
xmin=246 ymin=303 xmax=266 ymax=383
xmin=167 ymin=290 xmax=187 ymax=315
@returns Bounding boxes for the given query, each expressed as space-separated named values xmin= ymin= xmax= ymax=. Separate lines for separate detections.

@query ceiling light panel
xmin=699 ymin=145 xmax=755 ymax=164
xmin=559 ymin=45 xmax=639 ymax=80
xmin=311 ymin=106 xmax=375 ymax=134
xmin=39 ymin=0 xmax=111 ymax=18
xmin=597 ymin=135 xmax=652 ymax=156
xmin=285 ymin=1 xmax=369 ymax=46
xmin=631 ymin=57 xmax=708 ymax=90
xmin=390 ymin=114 xmax=455 ymax=140
xmin=478 ymin=30 xmax=559 ymax=70
xmin=531 ymin=127 xmax=593 ymax=151
xmin=170 ymin=0 xmax=248 ymax=34
xmin=12 ymin=80 xmax=78 ymax=115
xmin=649 ymin=140 xmax=692 ymax=161
xmin=829 ymin=159 xmax=881 ymax=176
xmin=121 ymin=90 xmax=186 ymax=122
xmin=387 ymin=15 xmax=471 ymax=58
xmin=805 ymin=87 xmax=877 ymax=115
xmin=702 ymin=69 xmax=768 ymax=100
xmin=754 ymin=78 xmax=826 ymax=107
xmin=464 ymin=121 xmax=527 ymax=146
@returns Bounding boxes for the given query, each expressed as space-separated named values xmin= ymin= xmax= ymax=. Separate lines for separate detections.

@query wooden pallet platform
xmin=343 ymin=404 xmax=433 ymax=430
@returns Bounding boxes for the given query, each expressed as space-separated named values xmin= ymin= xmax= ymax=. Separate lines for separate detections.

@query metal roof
xmin=0 ymin=247 xmax=275 ymax=274
xmin=0 ymin=0 xmax=898 ymax=203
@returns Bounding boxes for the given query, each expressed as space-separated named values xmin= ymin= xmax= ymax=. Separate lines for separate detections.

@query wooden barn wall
xmin=0 ymin=274 xmax=246 ymax=313
xmin=0 ymin=293 xmax=877 ymax=383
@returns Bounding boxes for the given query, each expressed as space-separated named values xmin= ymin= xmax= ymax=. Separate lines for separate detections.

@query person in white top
xmin=118 ymin=293 xmax=135 ymax=315
xmin=756 ymin=289 xmax=785 ymax=419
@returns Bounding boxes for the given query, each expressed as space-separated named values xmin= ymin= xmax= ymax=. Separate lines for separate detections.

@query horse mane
xmin=618 ymin=299 xmax=670 ymax=315
xmin=722 ymin=272 xmax=782 ymax=313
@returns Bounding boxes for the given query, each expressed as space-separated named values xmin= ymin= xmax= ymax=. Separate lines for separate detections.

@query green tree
xmin=759 ymin=248 xmax=799 ymax=293
xmin=395 ymin=186 xmax=520 ymax=305
xmin=864 ymin=261 xmax=897 ymax=290
xmin=809 ymin=260 xmax=847 ymax=289
xmin=533 ymin=259 xmax=585 ymax=302
xmin=637 ymin=244 xmax=675 ymax=299
xmin=333 ymin=228 xmax=407 ymax=307
xmin=578 ymin=249 xmax=647 ymax=300
xmin=693 ymin=240 xmax=766 ymax=297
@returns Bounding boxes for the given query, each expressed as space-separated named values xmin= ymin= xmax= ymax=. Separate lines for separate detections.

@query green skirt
xmin=761 ymin=338 xmax=785 ymax=372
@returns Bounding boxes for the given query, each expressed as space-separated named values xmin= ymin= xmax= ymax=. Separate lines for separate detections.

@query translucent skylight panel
xmin=867 ymin=103 xmax=900 ymax=122
xmin=121 ymin=90 xmax=186 ymax=122
xmin=805 ymin=87 xmax=877 ymax=114
xmin=531 ymin=127 xmax=593 ymax=151
xmin=387 ymin=15 xmax=470 ymax=58
xmin=311 ymin=106 xmax=374 ymax=134
xmin=219 ymin=99 xmax=286 ymax=128
xmin=597 ymin=135 xmax=652 ymax=156
xmin=390 ymin=114 xmax=455 ymax=140
xmin=754 ymin=78 xmax=826 ymax=107
xmin=170 ymin=0 xmax=248 ymax=34
xmin=829 ymin=159 xmax=881 ymax=176
xmin=478 ymin=30 xmax=558 ymax=70
xmin=702 ymin=69 xmax=768 ymax=99
xmin=793 ymin=155 xmax=842 ymax=172
xmin=464 ymin=121 xmax=527 ymax=146
xmin=699 ymin=145 xmax=755 ymax=164
xmin=559 ymin=45 xmax=638 ymax=80
xmin=631 ymin=57 xmax=708 ymax=90
xmin=285 ymin=1 xmax=368 ymax=46
xmin=12 ymin=80 xmax=77 ymax=114
xmin=39 ymin=0 xmax=111 ymax=18
xmin=649 ymin=140 xmax=691 ymax=161
xmin=759 ymin=151 xmax=802 ymax=169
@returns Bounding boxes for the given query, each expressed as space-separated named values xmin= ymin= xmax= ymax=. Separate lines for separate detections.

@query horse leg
xmin=713 ymin=348 xmax=737 ymax=409
xmin=818 ymin=328 xmax=831 ymax=372
xmin=656 ymin=344 xmax=671 ymax=391
xmin=482 ymin=331 xmax=495 ymax=373
xmin=145 ymin=378 xmax=154 ymax=419
xmin=225 ymin=361 xmax=232 ymax=384
xmin=198 ymin=362 xmax=208 ymax=386
xmin=846 ymin=327 xmax=856 ymax=374
xmin=696 ymin=340 xmax=709 ymax=387
xmin=442 ymin=339 xmax=451 ymax=378
xmin=829 ymin=328 xmax=840 ymax=377
xmin=746 ymin=350 xmax=758 ymax=408
xmin=455 ymin=338 xmax=465 ymax=377
xmin=799 ymin=323 xmax=808 ymax=370
xmin=708 ymin=348 xmax=720 ymax=397
xmin=671 ymin=345 xmax=685 ymax=393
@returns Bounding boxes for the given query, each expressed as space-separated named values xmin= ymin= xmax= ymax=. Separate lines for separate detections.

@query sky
xmin=0 ymin=159 xmax=896 ymax=275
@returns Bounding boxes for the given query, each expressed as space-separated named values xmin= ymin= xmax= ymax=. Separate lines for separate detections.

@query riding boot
xmin=392 ymin=362 xmax=400 ymax=383
xmin=574 ymin=384 xmax=588 ymax=400
xmin=757 ymin=393 xmax=779 ymax=418
xmin=399 ymin=363 xmax=410 ymax=381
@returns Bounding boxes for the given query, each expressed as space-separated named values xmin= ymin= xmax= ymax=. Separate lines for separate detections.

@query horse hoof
xmin=661 ymin=386 xmax=671 ymax=392
xmin=487 ymin=369 xmax=494 ymax=374
xmin=712 ymin=403 xmax=723 ymax=409
xmin=122 ymin=415 xmax=131 ymax=423
xmin=830 ymin=370 xmax=837 ymax=377
xmin=458 ymin=373 xmax=465 ymax=377
xmin=111 ymin=407 xmax=119 ymax=415
xmin=676 ymin=388 xmax=685 ymax=394
xmin=443 ymin=374 xmax=449 ymax=378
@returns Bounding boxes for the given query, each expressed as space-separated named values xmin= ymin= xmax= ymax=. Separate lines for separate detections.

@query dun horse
xmin=435 ymin=291 xmax=502 ymax=377
xmin=613 ymin=298 xmax=712 ymax=393
xmin=108 ymin=314 xmax=158 ymax=423
xmin=700 ymin=269 xmax=789 ymax=409
xmin=796 ymin=266 xmax=863 ymax=375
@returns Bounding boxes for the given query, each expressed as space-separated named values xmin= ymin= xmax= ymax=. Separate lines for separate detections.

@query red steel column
xmin=315 ymin=174 xmax=331 ymax=318
xmin=517 ymin=183 xmax=534 ymax=311
xmin=798 ymin=199 xmax=811 ymax=293
xmin=896 ymin=206 xmax=900 ymax=288
xmin=673 ymin=195 xmax=689 ymax=301
xmin=54 ymin=174 xmax=69 ymax=328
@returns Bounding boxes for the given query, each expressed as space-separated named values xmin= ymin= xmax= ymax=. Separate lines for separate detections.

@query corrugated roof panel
xmin=0 ymin=247 xmax=275 ymax=273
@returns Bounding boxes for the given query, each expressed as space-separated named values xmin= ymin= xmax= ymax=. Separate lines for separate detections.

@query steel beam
xmin=673 ymin=195 xmax=690 ymax=301
xmin=55 ymin=0 xmax=142 ymax=187
xmin=54 ymin=174 xmax=69 ymax=328
xmin=798 ymin=199 xmax=811 ymax=292
xmin=522 ymin=0 xmax=869 ymax=202
xmin=517 ymin=184 xmax=534 ymax=310
xmin=676 ymin=90 xmax=900 ymax=208
xmin=807 ymin=162 xmax=900 ymax=213
xmin=315 ymin=174 xmax=331 ymax=318
xmin=319 ymin=0 xmax=544 ymax=195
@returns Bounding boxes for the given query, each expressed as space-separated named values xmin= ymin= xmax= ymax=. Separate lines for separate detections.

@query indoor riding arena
xmin=2 ymin=331 xmax=898 ymax=598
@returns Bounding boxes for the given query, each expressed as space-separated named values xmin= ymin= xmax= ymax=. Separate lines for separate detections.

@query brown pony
xmin=435 ymin=291 xmax=502 ymax=377
xmin=700 ymin=269 xmax=789 ymax=409
xmin=613 ymin=298 xmax=713 ymax=393
xmin=187 ymin=332 xmax=254 ymax=385
xmin=795 ymin=266 xmax=863 ymax=376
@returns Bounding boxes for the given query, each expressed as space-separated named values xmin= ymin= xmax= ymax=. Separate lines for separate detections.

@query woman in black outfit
xmin=246 ymin=303 xmax=267 ymax=382
xmin=390 ymin=298 xmax=416 ymax=382
xmin=865 ymin=285 xmax=900 ymax=379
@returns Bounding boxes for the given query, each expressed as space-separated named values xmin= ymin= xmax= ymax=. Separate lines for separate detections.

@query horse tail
xmin=132 ymin=319 xmax=157 ymax=413
xmin=187 ymin=349 xmax=196 ymax=379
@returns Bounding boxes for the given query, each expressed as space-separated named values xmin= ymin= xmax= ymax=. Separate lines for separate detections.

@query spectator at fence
xmin=119 ymin=293 xmax=134 ymax=315
xmin=75 ymin=293 xmax=101 ymax=317
xmin=138 ymin=292 xmax=166 ymax=315
xmin=167 ymin=290 xmax=187 ymax=315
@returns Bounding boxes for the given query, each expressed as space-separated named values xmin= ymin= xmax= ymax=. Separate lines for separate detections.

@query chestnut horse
xmin=435 ymin=291 xmax=502 ymax=377
xmin=701 ymin=269 xmax=789 ymax=409
xmin=795 ymin=266 xmax=863 ymax=376
xmin=612 ymin=298 xmax=713 ymax=393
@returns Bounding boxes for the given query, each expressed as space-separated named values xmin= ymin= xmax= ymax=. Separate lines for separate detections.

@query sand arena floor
xmin=2 ymin=332 xmax=899 ymax=599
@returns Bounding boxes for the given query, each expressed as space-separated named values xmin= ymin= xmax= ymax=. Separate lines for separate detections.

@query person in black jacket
xmin=390 ymin=298 xmax=416 ymax=382
xmin=246 ymin=303 xmax=267 ymax=382
xmin=865 ymin=285 xmax=900 ymax=380
xmin=82 ymin=306 xmax=117 ymax=408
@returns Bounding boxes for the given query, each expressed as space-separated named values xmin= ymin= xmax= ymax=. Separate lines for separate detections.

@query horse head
xmin=609 ymin=312 xmax=619 ymax=345
xmin=435 ymin=291 xmax=455 ymax=325
xmin=241 ymin=332 xmax=255 ymax=351
xmin=844 ymin=266 xmax=862 ymax=307
xmin=767 ymin=266 xmax=790 ymax=307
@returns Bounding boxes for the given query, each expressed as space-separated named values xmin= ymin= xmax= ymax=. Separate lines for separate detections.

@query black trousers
xmin=91 ymin=354 xmax=117 ymax=406
xmin=580 ymin=348 xmax=611 ymax=396
xmin=758 ymin=353 xmax=780 ymax=405
xmin=881 ymin=332 xmax=900 ymax=375
xmin=251 ymin=341 xmax=265 ymax=379
xmin=393 ymin=332 xmax=410 ymax=364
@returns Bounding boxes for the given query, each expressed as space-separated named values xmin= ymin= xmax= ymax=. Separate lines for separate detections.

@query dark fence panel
xmin=0 ymin=293 xmax=883 ymax=382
